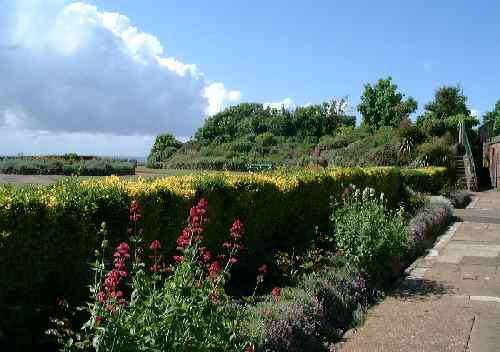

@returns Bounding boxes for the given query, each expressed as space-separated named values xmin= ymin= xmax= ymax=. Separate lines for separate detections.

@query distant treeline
xmin=0 ymin=154 xmax=136 ymax=176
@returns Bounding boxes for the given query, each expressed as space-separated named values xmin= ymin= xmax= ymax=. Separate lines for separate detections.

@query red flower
xmin=149 ymin=240 xmax=161 ymax=251
xmin=95 ymin=316 xmax=103 ymax=325
xmin=150 ymin=264 xmax=161 ymax=272
xmin=222 ymin=242 xmax=232 ymax=249
xmin=202 ymin=250 xmax=212 ymax=263
xmin=228 ymin=257 xmax=238 ymax=264
xmin=173 ymin=255 xmax=185 ymax=263
xmin=230 ymin=219 xmax=245 ymax=240
xmin=258 ymin=264 xmax=268 ymax=275
xmin=96 ymin=291 xmax=106 ymax=304
xmin=208 ymin=261 xmax=222 ymax=279
xmin=272 ymin=287 xmax=281 ymax=299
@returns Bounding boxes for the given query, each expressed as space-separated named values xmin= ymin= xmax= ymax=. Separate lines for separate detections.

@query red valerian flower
xmin=228 ymin=257 xmax=238 ymax=264
xmin=222 ymin=242 xmax=232 ymax=249
xmin=149 ymin=240 xmax=161 ymax=251
xmin=202 ymin=250 xmax=212 ymax=263
xmin=258 ymin=264 xmax=268 ymax=275
xmin=150 ymin=264 xmax=161 ymax=272
xmin=271 ymin=287 xmax=281 ymax=299
xmin=173 ymin=255 xmax=185 ymax=263
xmin=96 ymin=291 xmax=106 ymax=304
xmin=230 ymin=219 xmax=245 ymax=240
xmin=208 ymin=261 xmax=222 ymax=279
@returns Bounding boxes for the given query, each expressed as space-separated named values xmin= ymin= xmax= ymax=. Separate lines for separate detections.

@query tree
xmin=417 ymin=85 xmax=475 ymax=137
xmin=483 ymin=100 xmax=500 ymax=136
xmin=424 ymin=85 xmax=469 ymax=119
xmin=147 ymin=133 xmax=183 ymax=168
xmin=357 ymin=77 xmax=417 ymax=129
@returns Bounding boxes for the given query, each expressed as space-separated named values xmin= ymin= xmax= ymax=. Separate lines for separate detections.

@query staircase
xmin=454 ymin=155 xmax=477 ymax=190
xmin=457 ymin=121 xmax=478 ymax=191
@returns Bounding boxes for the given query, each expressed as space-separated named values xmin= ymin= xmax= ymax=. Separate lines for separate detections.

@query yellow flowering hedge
xmin=400 ymin=167 xmax=449 ymax=193
xmin=0 ymin=166 xmax=445 ymax=343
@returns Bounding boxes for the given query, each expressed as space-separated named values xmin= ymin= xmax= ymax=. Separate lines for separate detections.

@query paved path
xmin=332 ymin=191 xmax=500 ymax=352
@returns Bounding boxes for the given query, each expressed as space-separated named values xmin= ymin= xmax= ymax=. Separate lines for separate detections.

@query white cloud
xmin=263 ymin=97 xmax=296 ymax=111
xmin=203 ymin=82 xmax=242 ymax=116
xmin=470 ymin=109 xmax=480 ymax=117
xmin=0 ymin=0 xmax=241 ymax=155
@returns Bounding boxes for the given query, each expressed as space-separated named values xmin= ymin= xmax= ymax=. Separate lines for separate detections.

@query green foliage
xmin=414 ymin=135 xmax=455 ymax=167
xmin=0 ymin=157 xmax=135 ymax=176
xmin=52 ymin=201 xmax=252 ymax=352
xmin=483 ymin=100 xmax=500 ymax=136
xmin=424 ymin=85 xmax=470 ymax=119
xmin=417 ymin=85 xmax=474 ymax=138
xmin=324 ymin=127 xmax=402 ymax=167
xmin=400 ymin=167 xmax=449 ymax=194
xmin=331 ymin=187 xmax=409 ymax=284
xmin=244 ymin=265 xmax=369 ymax=352
xmin=357 ymin=77 xmax=417 ymax=129
xmin=146 ymin=133 xmax=183 ymax=168
xmin=156 ymin=98 xmax=355 ymax=170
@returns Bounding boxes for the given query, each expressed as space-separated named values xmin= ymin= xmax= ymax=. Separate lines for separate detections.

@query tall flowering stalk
xmin=72 ymin=198 xmax=253 ymax=352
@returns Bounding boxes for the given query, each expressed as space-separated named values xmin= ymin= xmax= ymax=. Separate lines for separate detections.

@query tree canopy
xmin=483 ymin=101 xmax=500 ymax=136
xmin=416 ymin=85 xmax=477 ymax=137
xmin=357 ymin=77 xmax=417 ymax=129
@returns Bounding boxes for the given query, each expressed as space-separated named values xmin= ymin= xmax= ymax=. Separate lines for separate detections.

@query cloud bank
xmin=0 ymin=0 xmax=241 ymax=155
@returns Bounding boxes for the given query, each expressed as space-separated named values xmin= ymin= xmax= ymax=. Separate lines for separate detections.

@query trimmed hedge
xmin=400 ymin=167 xmax=448 ymax=194
xmin=0 ymin=158 xmax=135 ymax=176
xmin=0 ymin=167 xmax=444 ymax=347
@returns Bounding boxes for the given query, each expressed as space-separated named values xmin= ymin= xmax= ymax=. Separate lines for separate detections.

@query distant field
xmin=0 ymin=167 xmax=205 ymax=186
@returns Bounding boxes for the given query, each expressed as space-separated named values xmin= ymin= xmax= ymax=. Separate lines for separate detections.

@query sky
xmin=1 ymin=0 xmax=499 ymax=156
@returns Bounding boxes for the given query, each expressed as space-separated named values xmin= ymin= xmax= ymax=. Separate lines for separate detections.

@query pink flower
xmin=149 ymin=240 xmax=161 ymax=251
xmin=230 ymin=219 xmax=245 ymax=240
xmin=228 ymin=257 xmax=238 ymax=264
xmin=202 ymin=251 xmax=212 ymax=263
xmin=95 ymin=316 xmax=103 ymax=325
xmin=173 ymin=255 xmax=185 ymax=263
xmin=96 ymin=291 xmax=106 ymax=304
xmin=272 ymin=287 xmax=281 ymax=299
xmin=258 ymin=264 xmax=268 ymax=275
xmin=222 ymin=242 xmax=232 ymax=249
xmin=208 ymin=261 xmax=222 ymax=279
xmin=150 ymin=264 xmax=161 ymax=272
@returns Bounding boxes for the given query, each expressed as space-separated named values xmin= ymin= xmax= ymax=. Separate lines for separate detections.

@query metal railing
xmin=458 ymin=121 xmax=477 ymax=190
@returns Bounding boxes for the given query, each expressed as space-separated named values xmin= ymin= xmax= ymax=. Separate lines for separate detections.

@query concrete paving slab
xmin=467 ymin=301 xmax=500 ymax=352
xmin=331 ymin=297 xmax=474 ymax=352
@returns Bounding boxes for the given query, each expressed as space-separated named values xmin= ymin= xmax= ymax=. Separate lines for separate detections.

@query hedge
xmin=0 ymin=158 xmax=136 ymax=176
xmin=400 ymin=167 xmax=448 ymax=194
xmin=0 ymin=167 xmax=444 ymax=347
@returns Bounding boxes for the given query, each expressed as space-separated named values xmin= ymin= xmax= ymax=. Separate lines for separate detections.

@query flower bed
xmin=0 ymin=167 xmax=449 ymax=349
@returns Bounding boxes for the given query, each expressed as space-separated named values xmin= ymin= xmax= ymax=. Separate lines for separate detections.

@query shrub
xmin=401 ymin=167 xmax=449 ymax=194
xmin=0 ymin=157 xmax=135 ymax=176
xmin=48 ymin=199 xmax=252 ymax=351
xmin=244 ymin=265 xmax=370 ymax=352
xmin=408 ymin=200 xmax=452 ymax=254
xmin=447 ymin=191 xmax=471 ymax=209
xmin=415 ymin=135 xmax=455 ymax=167
xmin=331 ymin=186 xmax=409 ymax=284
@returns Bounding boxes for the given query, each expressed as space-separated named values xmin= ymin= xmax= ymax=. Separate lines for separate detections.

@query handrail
xmin=458 ymin=121 xmax=477 ymax=190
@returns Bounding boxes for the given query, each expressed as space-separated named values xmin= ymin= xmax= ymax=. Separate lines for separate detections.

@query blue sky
xmin=1 ymin=0 xmax=499 ymax=155
xmin=90 ymin=0 xmax=500 ymax=115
